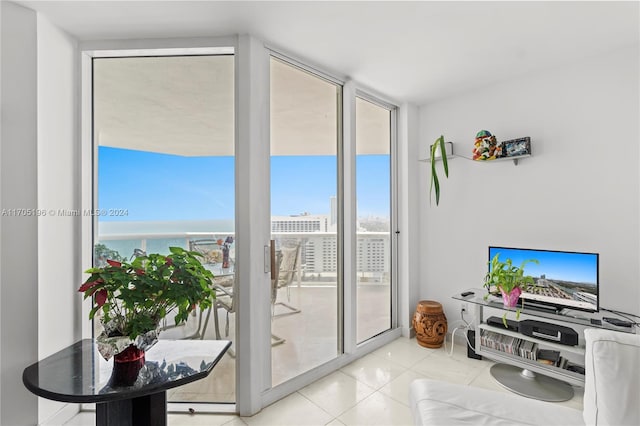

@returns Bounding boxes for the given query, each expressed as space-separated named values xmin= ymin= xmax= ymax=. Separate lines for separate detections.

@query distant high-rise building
xmin=271 ymin=196 xmax=388 ymax=275
xmin=271 ymin=213 xmax=329 ymax=233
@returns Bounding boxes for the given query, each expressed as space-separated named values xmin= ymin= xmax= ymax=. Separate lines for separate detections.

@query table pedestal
xmin=96 ymin=391 xmax=167 ymax=426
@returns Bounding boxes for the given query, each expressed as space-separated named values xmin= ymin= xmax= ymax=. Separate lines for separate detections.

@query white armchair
xmin=410 ymin=328 xmax=640 ymax=425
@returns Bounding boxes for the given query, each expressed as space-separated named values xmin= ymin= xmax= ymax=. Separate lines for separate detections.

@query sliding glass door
xmin=270 ymin=57 xmax=342 ymax=385
xmin=355 ymin=97 xmax=393 ymax=343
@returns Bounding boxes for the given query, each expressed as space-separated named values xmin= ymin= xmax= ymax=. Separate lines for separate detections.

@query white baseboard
xmin=401 ymin=324 xmax=414 ymax=338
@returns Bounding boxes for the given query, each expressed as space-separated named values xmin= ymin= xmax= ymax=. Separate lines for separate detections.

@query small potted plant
xmin=484 ymin=253 xmax=538 ymax=324
xmin=78 ymin=246 xmax=215 ymax=385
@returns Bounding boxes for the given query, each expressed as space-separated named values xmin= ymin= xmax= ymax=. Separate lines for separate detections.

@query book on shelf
xmin=557 ymin=356 xmax=569 ymax=369
xmin=537 ymin=349 xmax=561 ymax=366
xmin=480 ymin=329 xmax=538 ymax=361
xmin=564 ymin=361 xmax=586 ymax=375
xmin=481 ymin=329 xmax=585 ymax=370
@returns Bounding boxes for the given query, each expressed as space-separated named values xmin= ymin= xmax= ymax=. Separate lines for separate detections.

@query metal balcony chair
xmin=269 ymin=251 xmax=286 ymax=346
xmin=210 ymin=276 xmax=235 ymax=341
xmin=208 ymin=247 xmax=285 ymax=352
xmin=272 ymin=243 xmax=302 ymax=317
xmin=186 ymin=239 xmax=232 ymax=340
xmin=188 ymin=239 xmax=222 ymax=265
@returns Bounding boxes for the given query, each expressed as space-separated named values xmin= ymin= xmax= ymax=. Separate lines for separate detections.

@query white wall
xmin=419 ymin=46 xmax=640 ymax=325
xmin=0 ymin=2 xmax=39 ymax=425
xmin=36 ymin=14 xmax=80 ymax=425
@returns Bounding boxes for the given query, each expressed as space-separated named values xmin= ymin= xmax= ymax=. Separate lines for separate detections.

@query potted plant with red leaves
xmin=79 ymin=246 xmax=215 ymax=385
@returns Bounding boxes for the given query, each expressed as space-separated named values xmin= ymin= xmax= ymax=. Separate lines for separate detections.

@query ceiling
xmin=93 ymin=53 xmax=391 ymax=157
xmin=19 ymin=1 xmax=640 ymax=105
xmin=93 ymin=55 xmax=236 ymax=156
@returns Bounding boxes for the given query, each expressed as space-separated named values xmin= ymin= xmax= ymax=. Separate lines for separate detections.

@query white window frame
xmin=260 ymin=48 xmax=402 ymax=408
xmin=352 ymin=90 xmax=399 ymax=347
xmin=79 ymin=35 xmax=403 ymax=417
xmin=79 ymin=37 xmax=240 ymax=415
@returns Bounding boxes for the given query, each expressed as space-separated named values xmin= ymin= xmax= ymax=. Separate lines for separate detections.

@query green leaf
xmin=437 ymin=136 xmax=448 ymax=178
xmin=429 ymin=136 xmax=448 ymax=206
xmin=433 ymin=169 xmax=440 ymax=205
xmin=89 ymin=305 xmax=101 ymax=320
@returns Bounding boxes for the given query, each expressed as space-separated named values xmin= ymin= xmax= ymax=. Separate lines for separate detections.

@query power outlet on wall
xmin=460 ymin=303 xmax=468 ymax=314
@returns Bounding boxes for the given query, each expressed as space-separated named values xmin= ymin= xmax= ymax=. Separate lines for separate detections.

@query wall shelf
xmin=420 ymin=139 xmax=531 ymax=166
xmin=419 ymin=141 xmax=454 ymax=163
xmin=469 ymin=152 xmax=531 ymax=166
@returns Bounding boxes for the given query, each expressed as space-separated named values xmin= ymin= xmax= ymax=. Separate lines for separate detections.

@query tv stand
xmin=453 ymin=289 xmax=636 ymax=402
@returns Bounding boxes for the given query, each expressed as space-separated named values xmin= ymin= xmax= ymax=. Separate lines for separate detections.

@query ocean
xmin=97 ymin=219 xmax=235 ymax=258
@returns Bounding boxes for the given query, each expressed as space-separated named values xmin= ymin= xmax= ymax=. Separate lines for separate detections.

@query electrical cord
xmin=461 ymin=308 xmax=471 ymax=328
xmin=445 ymin=325 xmax=477 ymax=356
xmin=601 ymin=307 xmax=640 ymax=321
xmin=600 ymin=308 xmax=640 ymax=328
xmin=444 ymin=307 xmax=476 ymax=357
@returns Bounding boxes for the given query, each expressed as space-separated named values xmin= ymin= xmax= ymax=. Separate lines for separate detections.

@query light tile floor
xmin=65 ymin=336 xmax=584 ymax=425
xmin=163 ymin=284 xmax=391 ymax=403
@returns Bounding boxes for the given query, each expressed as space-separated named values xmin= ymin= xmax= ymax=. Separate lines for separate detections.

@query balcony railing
xmin=97 ymin=230 xmax=390 ymax=283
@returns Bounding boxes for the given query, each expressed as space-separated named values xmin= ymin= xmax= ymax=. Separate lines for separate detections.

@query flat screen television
xmin=488 ymin=246 xmax=599 ymax=312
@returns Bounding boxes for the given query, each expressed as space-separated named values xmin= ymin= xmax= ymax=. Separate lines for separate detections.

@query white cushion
xmin=409 ymin=379 xmax=583 ymax=426
xmin=583 ymin=328 xmax=640 ymax=426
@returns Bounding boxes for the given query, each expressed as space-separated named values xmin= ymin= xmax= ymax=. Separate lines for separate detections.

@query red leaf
xmin=135 ymin=269 xmax=145 ymax=275
xmin=106 ymin=260 xmax=122 ymax=268
xmin=78 ymin=278 xmax=103 ymax=292
xmin=95 ymin=289 xmax=108 ymax=307
xmin=165 ymin=258 xmax=173 ymax=266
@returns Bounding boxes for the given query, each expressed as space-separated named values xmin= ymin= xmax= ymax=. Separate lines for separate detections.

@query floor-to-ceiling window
xmin=86 ymin=41 xmax=398 ymax=412
xmin=92 ymin=53 xmax=236 ymax=404
xmin=270 ymin=57 xmax=342 ymax=385
xmin=355 ymin=96 xmax=393 ymax=343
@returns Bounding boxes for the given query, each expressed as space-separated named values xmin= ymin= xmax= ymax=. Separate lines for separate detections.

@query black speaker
xmin=519 ymin=320 xmax=578 ymax=346
xmin=486 ymin=316 xmax=519 ymax=332
xmin=466 ymin=329 xmax=482 ymax=360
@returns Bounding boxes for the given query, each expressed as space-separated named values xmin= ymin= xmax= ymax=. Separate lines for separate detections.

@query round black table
xmin=23 ymin=339 xmax=231 ymax=426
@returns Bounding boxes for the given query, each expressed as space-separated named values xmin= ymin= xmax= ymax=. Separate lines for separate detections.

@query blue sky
xmin=488 ymin=247 xmax=598 ymax=285
xmin=98 ymin=147 xmax=390 ymax=221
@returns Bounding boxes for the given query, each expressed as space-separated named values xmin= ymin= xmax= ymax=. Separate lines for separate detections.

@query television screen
xmin=488 ymin=246 xmax=599 ymax=312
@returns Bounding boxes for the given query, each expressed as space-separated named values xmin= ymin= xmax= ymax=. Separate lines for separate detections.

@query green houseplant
xmin=429 ymin=135 xmax=449 ymax=205
xmin=79 ymin=246 xmax=215 ymax=362
xmin=483 ymin=253 xmax=538 ymax=325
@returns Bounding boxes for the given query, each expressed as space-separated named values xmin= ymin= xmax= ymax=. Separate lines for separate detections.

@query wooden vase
xmin=413 ymin=300 xmax=447 ymax=348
